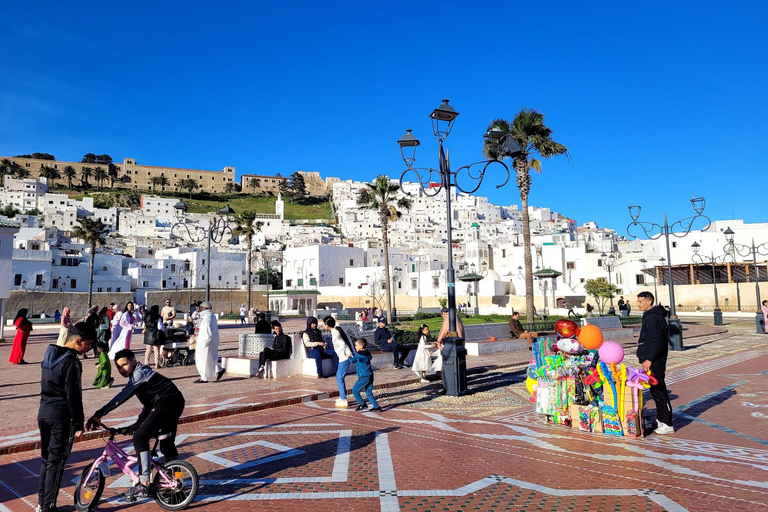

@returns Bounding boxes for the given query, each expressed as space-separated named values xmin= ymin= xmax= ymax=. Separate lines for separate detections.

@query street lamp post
xmin=226 ymin=281 xmax=233 ymax=314
xmin=627 ymin=198 xmax=710 ymax=350
xmin=391 ymin=266 xmax=402 ymax=321
xmin=601 ymin=252 xmax=617 ymax=315
xmin=691 ymin=241 xmax=728 ymax=326
xmin=723 ymin=227 xmax=768 ymax=333
xmin=172 ymin=200 xmax=235 ymax=303
xmin=459 ymin=261 xmax=488 ymax=315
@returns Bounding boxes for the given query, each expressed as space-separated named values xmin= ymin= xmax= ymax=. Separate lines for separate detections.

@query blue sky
xmin=1 ymin=1 xmax=765 ymax=233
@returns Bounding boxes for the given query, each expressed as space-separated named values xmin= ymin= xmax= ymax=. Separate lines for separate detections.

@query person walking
xmin=56 ymin=307 xmax=72 ymax=347
xmin=79 ymin=305 xmax=100 ymax=358
xmin=9 ymin=308 xmax=32 ymax=364
xmin=37 ymin=322 xmax=95 ymax=512
xmin=239 ymin=304 xmax=247 ymax=325
xmin=302 ymin=316 xmax=337 ymax=378
xmin=95 ymin=307 xmax=111 ymax=347
xmin=762 ymin=300 xmax=768 ymax=333
xmin=194 ymin=301 xmax=225 ymax=383
xmin=53 ymin=310 xmax=61 ymax=322
xmin=109 ymin=302 xmax=141 ymax=359
xmin=323 ymin=316 xmax=354 ymax=408
xmin=143 ymin=305 xmax=166 ymax=369
xmin=636 ymin=291 xmax=674 ymax=434
xmin=508 ymin=312 xmax=538 ymax=350
xmin=350 ymin=338 xmax=381 ymax=412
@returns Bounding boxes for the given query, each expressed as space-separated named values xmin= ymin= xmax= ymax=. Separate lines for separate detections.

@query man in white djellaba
xmin=194 ymin=301 xmax=226 ymax=383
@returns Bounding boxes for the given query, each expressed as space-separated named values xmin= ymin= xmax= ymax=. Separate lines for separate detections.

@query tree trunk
xmin=380 ymin=211 xmax=393 ymax=324
xmin=516 ymin=157 xmax=535 ymax=330
xmin=246 ymin=234 xmax=252 ymax=309
xmin=88 ymin=242 xmax=95 ymax=308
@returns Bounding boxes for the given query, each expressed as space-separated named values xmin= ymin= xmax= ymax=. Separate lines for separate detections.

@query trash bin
xmin=441 ymin=336 xmax=468 ymax=396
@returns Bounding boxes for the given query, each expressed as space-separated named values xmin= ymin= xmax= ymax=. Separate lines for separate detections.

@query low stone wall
xmin=144 ymin=290 xmax=266 ymax=314
xmin=7 ymin=290 xmax=134 ymax=320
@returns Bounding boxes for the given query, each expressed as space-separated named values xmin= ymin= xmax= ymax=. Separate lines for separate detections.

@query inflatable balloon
xmin=598 ymin=341 xmax=624 ymax=364
xmin=525 ymin=377 xmax=538 ymax=395
xmin=554 ymin=319 xmax=580 ymax=338
xmin=579 ymin=324 xmax=604 ymax=350
xmin=556 ymin=337 xmax=583 ymax=354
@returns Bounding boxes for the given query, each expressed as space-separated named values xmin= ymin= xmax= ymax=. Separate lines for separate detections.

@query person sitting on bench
xmin=509 ymin=312 xmax=538 ymax=350
xmin=256 ymin=322 xmax=292 ymax=378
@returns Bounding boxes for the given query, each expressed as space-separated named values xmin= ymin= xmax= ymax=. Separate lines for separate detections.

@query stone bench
xmin=222 ymin=333 xmax=302 ymax=378
xmin=465 ymin=338 xmax=529 ymax=356
xmin=582 ymin=316 xmax=634 ymax=340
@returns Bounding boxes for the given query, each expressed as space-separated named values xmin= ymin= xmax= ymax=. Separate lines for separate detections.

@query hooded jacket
xmin=636 ymin=305 xmax=670 ymax=368
xmin=302 ymin=317 xmax=324 ymax=347
xmin=351 ymin=349 xmax=374 ymax=378
xmin=38 ymin=344 xmax=85 ymax=430
xmin=95 ymin=362 xmax=183 ymax=423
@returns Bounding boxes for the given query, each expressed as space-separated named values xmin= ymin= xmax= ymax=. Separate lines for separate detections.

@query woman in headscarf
xmin=108 ymin=302 xmax=142 ymax=359
xmin=9 ymin=309 xmax=32 ymax=364
xmin=143 ymin=305 xmax=166 ymax=369
xmin=79 ymin=305 xmax=100 ymax=358
xmin=95 ymin=307 xmax=111 ymax=346
xmin=56 ymin=307 xmax=72 ymax=347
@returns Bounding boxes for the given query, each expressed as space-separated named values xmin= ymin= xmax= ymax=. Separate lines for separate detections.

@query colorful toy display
xmin=525 ymin=322 xmax=648 ymax=439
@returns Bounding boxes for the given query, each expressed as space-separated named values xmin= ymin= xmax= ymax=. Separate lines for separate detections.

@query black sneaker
xmin=216 ymin=368 xmax=226 ymax=381
xmin=122 ymin=483 xmax=150 ymax=502
xmin=355 ymin=403 xmax=368 ymax=411
xmin=369 ymin=407 xmax=382 ymax=412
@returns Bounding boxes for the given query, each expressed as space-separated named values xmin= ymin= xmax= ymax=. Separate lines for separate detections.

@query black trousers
xmin=38 ymin=418 xmax=76 ymax=510
xmin=649 ymin=366 xmax=673 ymax=426
xmin=379 ymin=342 xmax=411 ymax=365
xmin=259 ymin=348 xmax=289 ymax=369
xmin=133 ymin=399 xmax=185 ymax=464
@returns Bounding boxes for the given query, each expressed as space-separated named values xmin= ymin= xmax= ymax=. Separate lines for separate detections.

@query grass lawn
xmin=184 ymin=195 xmax=333 ymax=220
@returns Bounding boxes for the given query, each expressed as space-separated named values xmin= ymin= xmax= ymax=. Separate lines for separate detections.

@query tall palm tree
xmin=80 ymin=166 xmax=93 ymax=188
xmin=248 ymin=178 xmax=260 ymax=195
xmin=93 ymin=166 xmax=107 ymax=189
xmin=107 ymin=164 xmax=119 ymax=188
xmin=158 ymin=175 xmax=169 ymax=192
xmin=63 ymin=165 xmax=77 ymax=189
xmin=150 ymin=176 xmax=162 ymax=193
xmin=71 ymin=217 xmax=108 ymax=308
xmin=356 ymin=174 xmax=413 ymax=324
xmin=484 ymin=109 xmax=569 ymax=326
xmin=39 ymin=165 xmax=61 ymax=187
xmin=234 ymin=211 xmax=263 ymax=309
xmin=0 ymin=158 xmax=14 ymax=184
xmin=12 ymin=166 xmax=31 ymax=179
xmin=178 ymin=178 xmax=199 ymax=199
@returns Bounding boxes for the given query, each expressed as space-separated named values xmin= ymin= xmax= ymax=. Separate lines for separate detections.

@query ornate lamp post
xmin=391 ymin=266 xmax=402 ymax=321
xmin=723 ymin=226 xmax=768 ymax=333
xmin=601 ymin=252 xmax=617 ymax=315
xmin=459 ymin=261 xmax=488 ymax=315
xmin=691 ymin=241 xmax=731 ymax=326
xmin=627 ymin=198 xmax=710 ymax=350
xmin=172 ymin=200 xmax=235 ymax=302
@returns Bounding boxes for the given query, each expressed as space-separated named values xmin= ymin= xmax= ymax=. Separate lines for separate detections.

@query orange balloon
xmin=579 ymin=324 xmax=604 ymax=350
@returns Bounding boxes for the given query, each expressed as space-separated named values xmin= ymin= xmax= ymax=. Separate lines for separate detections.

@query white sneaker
xmin=335 ymin=399 xmax=348 ymax=408
xmin=420 ymin=378 xmax=429 ymax=384
xmin=655 ymin=421 xmax=675 ymax=435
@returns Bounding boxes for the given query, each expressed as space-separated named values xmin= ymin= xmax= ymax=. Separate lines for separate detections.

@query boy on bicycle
xmin=86 ymin=349 xmax=185 ymax=501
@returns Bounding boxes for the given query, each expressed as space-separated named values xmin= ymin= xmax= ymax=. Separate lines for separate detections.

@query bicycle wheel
xmin=153 ymin=460 xmax=199 ymax=510
xmin=74 ymin=463 xmax=105 ymax=511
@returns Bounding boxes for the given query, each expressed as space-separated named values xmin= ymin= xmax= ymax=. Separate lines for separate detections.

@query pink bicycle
xmin=74 ymin=425 xmax=199 ymax=511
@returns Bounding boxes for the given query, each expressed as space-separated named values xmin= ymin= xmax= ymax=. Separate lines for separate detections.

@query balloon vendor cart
xmin=525 ymin=319 xmax=656 ymax=437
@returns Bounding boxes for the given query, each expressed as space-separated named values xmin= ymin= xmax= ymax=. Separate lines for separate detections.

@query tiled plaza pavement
xmin=0 ymin=319 xmax=765 ymax=511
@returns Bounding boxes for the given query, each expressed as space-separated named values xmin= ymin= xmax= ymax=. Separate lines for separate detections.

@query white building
xmin=0 ymin=177 xmax=48 ymax=212
xmin=0 ymin=220 xmax=20 ymax=341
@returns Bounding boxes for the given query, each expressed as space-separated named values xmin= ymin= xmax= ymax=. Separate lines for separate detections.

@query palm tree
xmin=93 ymin=166 xmax=107 ymax=189
xmin=12 ymin=166 xmax=30 ymax=180
xmin=63 ymin=165 xmax=77 ymax=189
xmin=0 ymin=158 xmax=15 ymax=186
xmin=484 ymin=109 xmax=569 ymax=326
xmin=178 ymin=178 xmax=199 ymax=199
xmin=150 ymin=176 xmax=162 ymax=193
xmin=158 ymin=175 xmax=169 ymax=192
xmin=234 ymin=211 xmax=263 ymax=309
xmin=224 ymin=182 xmax=236 ymax=195
xmin=356 ymin=174 xmax=413 ymax=324
xmin=248 ymin=178 xmax=261 ymax=195
xmin=80 ymin=166 xmax=93 ymax=188
xmin=107 ymin=164 xmax=119 ymax=188
xmin=39 ymin=165 xmax=61 ymax=187
xmin=71 ymin=217 xmax=108 ymax=308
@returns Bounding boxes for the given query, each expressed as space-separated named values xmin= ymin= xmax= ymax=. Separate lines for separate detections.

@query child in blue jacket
xmin=351 ymin=338 xmax=381 ymax=412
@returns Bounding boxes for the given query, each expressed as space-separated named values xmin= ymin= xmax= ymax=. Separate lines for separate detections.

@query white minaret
xmin=275 ymin=193 xmax=284 ymax=220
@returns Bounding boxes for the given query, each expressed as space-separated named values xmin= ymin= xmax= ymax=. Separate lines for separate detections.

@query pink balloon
xmin=598 ymin=341 xmax=625 ymax=364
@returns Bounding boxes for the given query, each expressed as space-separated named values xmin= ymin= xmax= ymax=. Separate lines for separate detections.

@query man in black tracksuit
xmin=37 ymin=322 xmax=96 ymax=512
xmin=636 ymin=291 xmax=674 ymax=434
xmin=87 ymin=348 xmax=185 ymax=501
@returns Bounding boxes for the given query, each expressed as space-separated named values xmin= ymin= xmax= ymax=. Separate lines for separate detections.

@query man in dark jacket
xmin=636 ymin=291 xmax=674 ymax=434
xmin=374 ymin=318 xmax=409 ymax=369
xmin=255 ymin=322 xmax=292 ymax=378
xmin=254 ymin=313 xmax=271 ymax=334
xmin=37 ymin=322 xmax=95 ymax=512
xmin=86 ymin=348 xmax=185 ymax=501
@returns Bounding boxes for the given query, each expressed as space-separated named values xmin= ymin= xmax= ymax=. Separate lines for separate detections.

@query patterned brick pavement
xmin=0 ymin=320 xmax=766 ymax=511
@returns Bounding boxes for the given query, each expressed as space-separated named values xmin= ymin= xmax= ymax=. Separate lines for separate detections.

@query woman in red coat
xmin=9 ymin=308 xmax=32 ymax=364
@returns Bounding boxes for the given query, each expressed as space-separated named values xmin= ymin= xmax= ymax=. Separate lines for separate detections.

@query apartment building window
xmin=116 ymin=287 xmax=121 ymax=292
xmin=97 ymin=287 xmax=103 ymax=292
xmin=107 ymin=287 xmax=112 ymax=292
xmin=143 ymin=281 xmax=150 ymax=287
xmin=170 ymin=264 xmax=176 ymax=272
xmin=14 ymin=274 xmax=22 ymax=286
xmin=286 ymin=279 xmax=292 ymax=287
xmin=636 ymin=274 xmax=645 ymax=285
xmin=162 ymin=280 xmax=167 ymax=288
xmin=411 ymin=279 xmax=417 ymax=290
xmin=566 ymin=262 xmax=575 ymax=269
xmin=70 ymin=279 xmax=77 ymax=288
xmin=597 ymin=259 xmax=603 ymax=267
xmin=339 ymin=277 xmax=344 ymax=285
xmin=349 ymin=259 xmax=354 ymax=265
xmin=36 ymin=274 xmax=44 ymax=286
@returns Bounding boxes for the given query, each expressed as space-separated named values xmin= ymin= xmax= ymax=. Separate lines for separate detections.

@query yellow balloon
xmin=525 ymin=377 xmax=538 ymax=395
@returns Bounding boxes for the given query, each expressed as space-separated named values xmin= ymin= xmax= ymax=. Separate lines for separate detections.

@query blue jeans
xmin=352 ymin=375 xmax=379 ymax=409
xmin=336 ymin=359 xmax=350 ymax=400
xmin=309 ymin=347 xmax=338 ymax=376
